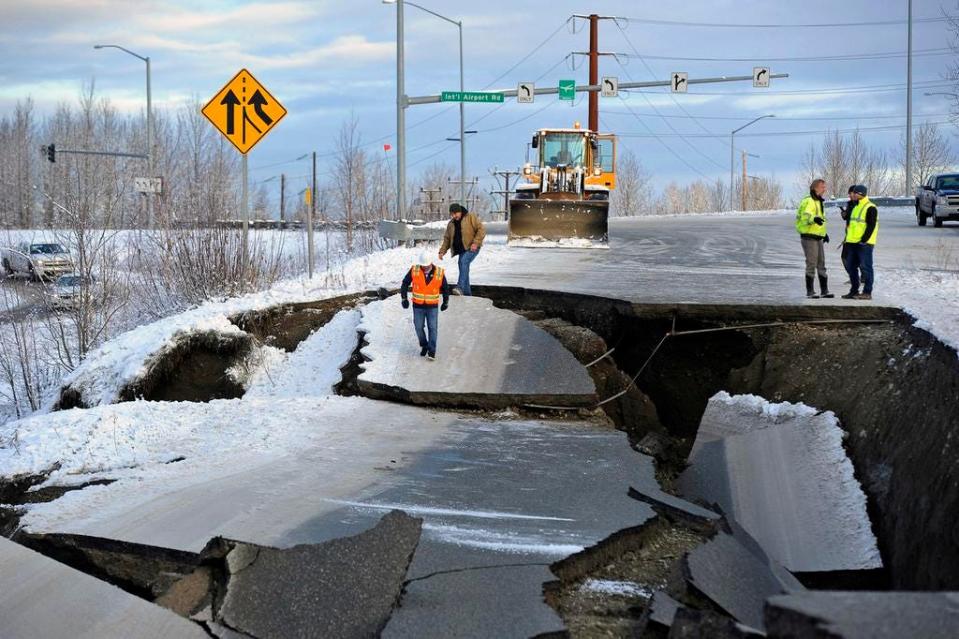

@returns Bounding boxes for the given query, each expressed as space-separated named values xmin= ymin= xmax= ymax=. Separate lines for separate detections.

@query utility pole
xmin=906 ymin=0 xmax=914 ymax=193
xmin=279 ymin=173 xmax=286 ymax=227
xmin=572 ymin=14 xmax=621 ymax=132
xmin=490 ymin=167 xmax=522 ymax=221
xmin=396 ymin=0 xmax=407 ymax=221
xmin=420 ymin=187 xmax=444 ymax=219
xmin=742 ymin=151 xmax=748 ymax=211
xmin=741 ymin=151 xmax=759 ymax=211
xmin=308 ymin=152 xmax=316 ymax=278
xmin=588 ymin=14 xmax=599 ymax=132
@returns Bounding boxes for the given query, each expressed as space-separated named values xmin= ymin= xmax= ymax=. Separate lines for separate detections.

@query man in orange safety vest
xmin=400 ymin=252 xmax=450 ymax=360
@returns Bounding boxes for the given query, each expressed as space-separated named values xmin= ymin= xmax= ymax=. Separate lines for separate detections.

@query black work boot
xmin=818 ymin=275 xmax=834 ymax=298
xmin=806 ymin=276 xmax=819 ymax=299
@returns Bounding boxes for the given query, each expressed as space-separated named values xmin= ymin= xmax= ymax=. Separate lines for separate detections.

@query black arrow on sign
xmin=249 ymin=90 xmax=273 ymax=126
xmin=220 ymin=90 xmax=240 ymax=134
xmin=521 ymin=85 xmax=531 ymax=97
xmin=757 ymin=68 xmax=768 ymax=81
xmin=604 ymin=79 xmax=615 ymax=92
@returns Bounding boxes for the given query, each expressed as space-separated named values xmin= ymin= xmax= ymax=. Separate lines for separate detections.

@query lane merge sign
xmin=202 ymin=69 xmax=286 ymax=154
xmin=441 ymin=91 xmax=505 ymax=103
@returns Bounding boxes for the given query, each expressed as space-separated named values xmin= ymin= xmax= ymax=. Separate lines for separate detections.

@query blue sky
xmin=1 ymin=0 xmax=955 ymax=204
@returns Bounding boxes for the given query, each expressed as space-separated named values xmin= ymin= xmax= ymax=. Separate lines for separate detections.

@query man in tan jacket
xmin=438 ymin=203 xmax=486 ymax=296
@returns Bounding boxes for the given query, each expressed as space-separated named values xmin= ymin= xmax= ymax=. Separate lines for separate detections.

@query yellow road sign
xmin=202 ymin=69 xmax=287 ymax=154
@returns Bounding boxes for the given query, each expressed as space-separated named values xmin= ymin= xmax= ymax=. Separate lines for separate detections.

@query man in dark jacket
xmin=439 ymin=203 xmax=486 ymax=296
xmin=400 ymin=252 xmax=450 ymax=360
xmin=841 ymin=185 xmax=879 ymax=300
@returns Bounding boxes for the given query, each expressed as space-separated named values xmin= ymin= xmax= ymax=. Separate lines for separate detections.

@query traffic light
xmin=46 ymin=144 xmax=56 ymax=163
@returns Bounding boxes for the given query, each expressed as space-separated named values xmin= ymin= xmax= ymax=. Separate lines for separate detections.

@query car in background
xmin=916 ymin=173 xmax=959 ymax=227
xmin=43 ymin=273 xmax=97 ymax=310
xmin=1 ymin=242 xmax=75 ymax=280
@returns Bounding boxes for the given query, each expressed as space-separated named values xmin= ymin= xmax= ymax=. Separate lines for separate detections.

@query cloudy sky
xmin=1 ymin=0 xmax=955 ymax=205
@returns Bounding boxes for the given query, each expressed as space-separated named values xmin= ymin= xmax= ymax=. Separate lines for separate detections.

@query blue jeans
xmin=412 ymin=305 xmax=438 ymax=354
xmin=843 ymin=243 xmax=875 ymax=294
xmin=457 ymin=248 xmax=480 ymax=296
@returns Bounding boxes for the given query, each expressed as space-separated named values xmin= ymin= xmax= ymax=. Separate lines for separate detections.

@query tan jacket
xmin=439 ymin=212 xmax=486 ymax=256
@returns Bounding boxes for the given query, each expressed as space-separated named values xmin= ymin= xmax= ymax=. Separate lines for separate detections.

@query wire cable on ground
xmin=522 ymin=318 xmax=894 ymax=412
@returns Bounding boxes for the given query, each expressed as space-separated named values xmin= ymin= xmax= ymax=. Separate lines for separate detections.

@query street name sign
xmin=441 ymin=91 xmax=505 ymax=103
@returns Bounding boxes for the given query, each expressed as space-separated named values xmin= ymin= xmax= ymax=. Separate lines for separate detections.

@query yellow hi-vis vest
xmin=410 ymin=265 xmax=444 ymax=305
xmin=795 ymin=195 xmax=826 ymax=237
xmin=845 ymin=197 xmax=878 ymax=245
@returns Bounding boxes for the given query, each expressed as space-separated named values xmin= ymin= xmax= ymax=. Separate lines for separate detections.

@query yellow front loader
xmin=509 ymin=123 xmax=616 ymax=247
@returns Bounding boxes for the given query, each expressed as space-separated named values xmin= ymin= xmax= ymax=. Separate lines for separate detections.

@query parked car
xmin=43 ymin=274 xmax=97 ymax=310
xmin=915 ymin=173 xmax=959 ymax=227
xmin=1 ymin=242 xmax=75 ymax=280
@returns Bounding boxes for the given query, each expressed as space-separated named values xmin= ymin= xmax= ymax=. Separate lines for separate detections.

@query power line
xmin=601 ymin=110 xmax=952 ymax=122
xmin=615 ymin=21 xmax=730 ymax=165
xmin=478 ymin=18 xmax=572 ymax=89
xmin=616 ymin=47 xmax=952 ymax=63
xmin=611 ymin=97 xmax=713 ymax=179
xmin=612 ymin=56 xmax=727 ymax=172
xmin=615 ymin=15 xmax=949 ymax=28
xmin=625 ymin=79 xmax=947 ymax=97
xmin=616 ymin=119 xmax=952 ymax=139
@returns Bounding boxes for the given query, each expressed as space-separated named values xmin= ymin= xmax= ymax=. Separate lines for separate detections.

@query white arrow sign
xmin=671 ymin=72 xmax=688 ymax=93
xmin=753 ymin=67 xmax=770 ymax=88
xmin=601 ymin=76 xmax=618 ymax=97
xmin=134 ymin=177 xmax=163 ymax=194
xmin=517 ymin=82 xmax=535 ymax=104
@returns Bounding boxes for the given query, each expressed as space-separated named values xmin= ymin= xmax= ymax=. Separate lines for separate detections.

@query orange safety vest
xmin=410 ymin=265 xmax=444 ymax=306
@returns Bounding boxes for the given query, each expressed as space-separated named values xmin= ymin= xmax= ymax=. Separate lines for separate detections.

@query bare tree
xmin=900 ymin=122 xmax=956 ymax=191
xmin=611 ymin=149 xmax=653 ymax=216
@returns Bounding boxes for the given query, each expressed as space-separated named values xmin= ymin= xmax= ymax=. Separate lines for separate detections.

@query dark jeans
xmin=412 ymin=305 xmax=438 ymax=353
xmin=457 ymin=248 xmax=480 ymax=296
xmin=843 ymin=244 xmax=875 ymax=294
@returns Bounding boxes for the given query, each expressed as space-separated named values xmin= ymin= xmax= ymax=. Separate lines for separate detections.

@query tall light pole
xmin=906 ymin=0 xmax=914 ymax=194
xmin=730 ymin=114 xmax=774 ymax=211
xmin=383 ymin=0 xmax=466 ymax=210
xmin=94 ymin=44 xmax=152 ymax=225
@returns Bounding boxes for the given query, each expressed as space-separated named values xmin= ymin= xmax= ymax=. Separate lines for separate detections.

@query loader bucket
xmin=508 ymin=198 xmax=609 ymax=247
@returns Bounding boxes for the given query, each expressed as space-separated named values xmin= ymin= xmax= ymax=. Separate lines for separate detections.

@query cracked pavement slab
xmin=677 ymin=393 xmax=881 ymax=573
xmin=0 ymin=536 xmax=208 ymax=639
xmin=202 ymin=510 xmax=422 ymax=639
xmin=356 ymin=294 xmax=597 ymax=408
xmin=765 ymin=591 xmax=959 ymax=639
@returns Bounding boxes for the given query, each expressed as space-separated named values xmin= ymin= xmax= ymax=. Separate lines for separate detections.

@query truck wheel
xmin=917 ymin=205 xmax=928 ymax=226
xmin=934 ymin=215 xmax=943 ymax=227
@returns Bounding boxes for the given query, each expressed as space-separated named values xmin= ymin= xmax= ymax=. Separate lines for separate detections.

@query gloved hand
xmin=813 ymin=216 xmax=824 ymax=225
xmin=401 ymin=299 xmax=410 ymax=309
xmin=824 ymin=234 xmax=830 ymax=243
xmin=440 ymin=302 xmax=448 ymax=311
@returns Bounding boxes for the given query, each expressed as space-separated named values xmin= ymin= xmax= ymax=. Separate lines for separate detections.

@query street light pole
xmin=729 ymin=114 xmax=774 ymax=211
xmin=384 ymin=0 xmax=465 ymax=211
xmin=906 ymin=0 xmax=914 ymax=194
xmin=94 ymin=44 xmax=153 ymax=226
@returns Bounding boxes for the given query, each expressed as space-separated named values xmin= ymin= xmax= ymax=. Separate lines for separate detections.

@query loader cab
xmin=542 ymin=133 xmax=586 ymax=168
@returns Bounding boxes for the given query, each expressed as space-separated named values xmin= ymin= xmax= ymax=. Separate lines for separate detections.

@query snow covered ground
xmin=1 ymin=207 xmax=956 ymax=542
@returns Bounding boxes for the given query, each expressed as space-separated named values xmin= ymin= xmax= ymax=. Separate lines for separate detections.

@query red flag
xmin=383 ymin=143 xmax=392 ymax=152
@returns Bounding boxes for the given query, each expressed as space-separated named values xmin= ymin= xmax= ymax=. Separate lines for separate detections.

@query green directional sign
xmin=441 ymin=91 xmax=504 ymax=103
xmin=559 ymin=79 xmax=576 ymax=101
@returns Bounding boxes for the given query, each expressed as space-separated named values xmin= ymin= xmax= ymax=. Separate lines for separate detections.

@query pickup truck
xmin=1 ymin=242 xmax=75 ymax=280
xmin=915 ymin=173 xmax=959 ymax=227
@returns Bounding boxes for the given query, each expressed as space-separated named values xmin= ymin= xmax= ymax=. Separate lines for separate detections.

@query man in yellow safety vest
xmin=400 ymin=252 xmax=450 ymax=360
xmin=795 ymin=178 xmax=834 ymax=298
xmin=841 ymin=184 xmax=879 ymax=300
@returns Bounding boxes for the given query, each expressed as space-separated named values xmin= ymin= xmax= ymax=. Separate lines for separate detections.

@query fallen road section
xmin=0 ymin=536 xmax=208 ymax=639
xmin=765 ymin=591 xmax=959 ymax=639
xmin=354 ymin=295 xmax=597 ymax=409
xmin=677 ymin=392 xmax=882 ymax=574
